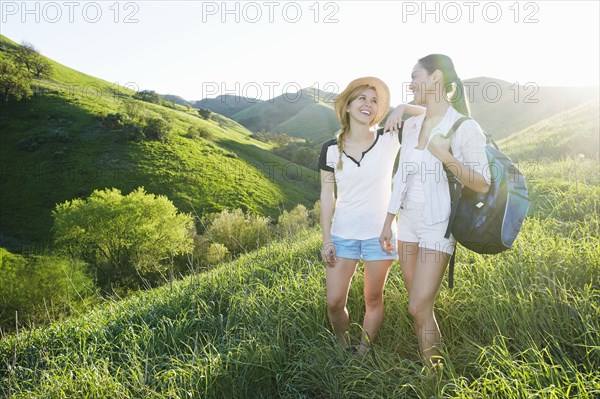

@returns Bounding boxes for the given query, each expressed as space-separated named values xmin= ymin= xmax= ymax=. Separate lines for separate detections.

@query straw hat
xmin=335 ymin=76 xmax=390 ymax=126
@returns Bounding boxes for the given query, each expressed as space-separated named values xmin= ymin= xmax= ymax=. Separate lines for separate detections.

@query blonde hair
xmin=335 ymin=84 xmax=376 ymax=171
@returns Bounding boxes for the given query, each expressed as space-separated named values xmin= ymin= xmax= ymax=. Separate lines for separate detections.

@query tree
xmin=0 ymin=56 xmax=33 ymax=102
xmin=134 ymin=90 xmax=161 ymax=104
xmin=14 ymin=41 xmax=52 ymax=79
xmin=197 ymin=108 xmax=211 ymax=120
xmin=52 ymin=187 xmax=195 ymax=293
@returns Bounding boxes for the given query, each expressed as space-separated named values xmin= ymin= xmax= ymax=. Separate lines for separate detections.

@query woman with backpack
xmin=379 ymin=54 xmax=491 ymax=367
xmin=319 ymin=77 xmax=424 ymax=355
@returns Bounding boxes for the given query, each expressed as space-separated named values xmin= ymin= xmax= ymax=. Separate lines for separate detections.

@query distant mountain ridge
xmin=193 ymin=94 xmax=262 ymax=118
xmin=194 ymin=77 xmax=598 ymax=143
xmin=464 ymin=77 xmax=599 ymax=140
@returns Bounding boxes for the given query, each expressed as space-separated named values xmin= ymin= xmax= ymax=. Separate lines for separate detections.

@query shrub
xmin=277 ymin=204 xmax=309 ymax=237
xmin=187 ymin=125 xmax=210 ymax=140
xmin=202 ymin=209 xmax=271 ymax=256
xmin=103 ymin=113 xmax=130 ymax=130
xmin=52 ymin=187 xmax=195 ymax=293
xmin=193 ymin=235 xmax=230 ymax=268
xmin=134 ymin=90 xmax=161 ymax=104
xmin=144 ymin=117 xmax=172 ymax=142
xmin=197 ymin=108 xmax=211 ymax=120
xmin=0 ymin=247 xmax=96 ymax=332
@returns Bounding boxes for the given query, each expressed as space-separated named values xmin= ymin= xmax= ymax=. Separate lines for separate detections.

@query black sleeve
xmin=318 ymin=139 xmax=336 ymax=172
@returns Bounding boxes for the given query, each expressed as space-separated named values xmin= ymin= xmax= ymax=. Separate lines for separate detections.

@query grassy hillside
xmin=1 ymin=157 xmax=598 ymax=397
xmin=230 ymin=88 xmax=319 ymax=132
xmin=0 ymin=35 xmax=319 ymax=248
xmin=498 ymin=100 xmax=599 ymax=161
xmin=466 ymin=77 xmax=599 ymax=140
xmin=272 ymin=101 xmax=340 ymax=141
xmin=1 ymin=101 xmax=599 ymax=397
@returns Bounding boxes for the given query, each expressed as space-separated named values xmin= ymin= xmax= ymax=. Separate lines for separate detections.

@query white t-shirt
xmin=319 ymin=130 xmax=401 ymax=240
xmin=403 ymin=148 xmax=426 ymax=205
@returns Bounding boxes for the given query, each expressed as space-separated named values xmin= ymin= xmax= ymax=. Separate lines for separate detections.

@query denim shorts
xmin=331 ymin=235 xmax=397 ymax=261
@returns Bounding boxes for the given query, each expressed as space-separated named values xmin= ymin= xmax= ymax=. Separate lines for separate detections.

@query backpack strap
xmin=444 ymin=117 xmax=471 ymax=139
xmin=443 ymin=117 xmax=471 ymax=240
xmin=448 ymin=252 xmax=456 ymax=289
xmin=443 ymin=117 xmax=470 ymax=290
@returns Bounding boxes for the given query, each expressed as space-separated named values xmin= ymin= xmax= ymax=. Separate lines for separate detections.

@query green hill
xmin=193 ymin=94 xmax=261 ymax=117
xmin=0 ymin=35 xmax=319 ymax=249
xmin=272 ymin=101 xmax=340 ymax=141
xmin=466 ymin=77 xmax=599 ymax=140
xmin=161 ymin=94 xmax=192 ymax=108
xmin=230 ymin=88 xmax=319 ymax=132
xmin=498 ymin=100 xmax=599 ymax=161
xmin=228 ymin=87 xmax=338 ymax=138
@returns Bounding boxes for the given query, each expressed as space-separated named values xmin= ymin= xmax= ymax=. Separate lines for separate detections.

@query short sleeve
xmin=318 ymin=139 xmax=336 ymax=172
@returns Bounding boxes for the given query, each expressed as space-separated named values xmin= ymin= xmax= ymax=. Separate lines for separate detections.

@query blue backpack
xmin=443 ymin=117 xmax=530 ymax=287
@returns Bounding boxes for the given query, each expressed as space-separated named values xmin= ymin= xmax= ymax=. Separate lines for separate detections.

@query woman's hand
xmin=379 ymin=226 xmax=395 ymax=253
xmin=384 ymin=104 xmax=405 ymax=133
xmin=321 ymin=241 xmax=338 ymax=266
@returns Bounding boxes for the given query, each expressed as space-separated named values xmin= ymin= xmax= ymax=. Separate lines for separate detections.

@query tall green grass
xmin=1 ymin=159 xmax=598 ymax=398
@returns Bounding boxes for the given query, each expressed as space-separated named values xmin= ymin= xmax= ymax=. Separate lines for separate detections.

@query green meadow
xmin=1 ymin=34 xmax=599 ymax=398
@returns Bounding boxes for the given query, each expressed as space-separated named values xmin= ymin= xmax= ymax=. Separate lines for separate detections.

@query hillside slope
xmin=0 ymin=35 xmax=319 ymax=248
xmin=193 ymin=94 xmax=261 ymax=118
xmin=498 ymin=100 xmax=599 ymax=161
xmin=466 ymin=77 xmax=599 ymax=140
xmin=1 ymin=99 xmax=599 ymax=397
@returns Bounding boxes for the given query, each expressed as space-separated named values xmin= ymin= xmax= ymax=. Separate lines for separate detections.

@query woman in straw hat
xmin=380 ymin=54 xmax=490 ymax=368
xmin=318 ymin=77 xmax=423 ymax=355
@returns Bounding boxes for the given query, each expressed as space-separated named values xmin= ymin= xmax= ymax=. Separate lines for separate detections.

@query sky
xmin=1 ymin=0 xmax=599 ymax=105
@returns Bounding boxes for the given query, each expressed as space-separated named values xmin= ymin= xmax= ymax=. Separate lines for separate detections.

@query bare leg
xmin=325 ymin=257 xmax=359 ymax=347
xmin=407 ymin=246 xmax=450 ymax=367
xmin=357 ymin=259 xmax=393 ymax=354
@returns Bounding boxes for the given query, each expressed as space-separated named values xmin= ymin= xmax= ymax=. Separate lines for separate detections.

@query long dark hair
xmin=418 ymin=54 xmax=470 ymax=117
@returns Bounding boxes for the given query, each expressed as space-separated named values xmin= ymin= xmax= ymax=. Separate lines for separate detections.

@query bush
xmin=144 ymin=117 xmax=172 ymax=142
xmin=277 ymin=204 xmax=309 ymax=237
xmin=202 ymin=209 xmax=271 ymax=256
xmin=0 ymin=247 xmax=96 ymax=332
xmin=134 ymin=90 xmax=161 ymax=104
xmin=103 ymin=113 xmax=130 ymax=130
xmin=197 ymin=108 xmax=211 ymax=120
xmin=187 ymin=125 xmax=210 ymax=140
xmin=193 ymin=235 xmax=230 ymax=268
xmin=309 ymin=200 xmax=320 ymax=226
xmin=52 ymin=187 xmax=195 ymax=294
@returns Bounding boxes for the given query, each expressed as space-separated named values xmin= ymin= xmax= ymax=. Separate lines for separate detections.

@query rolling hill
xmin=195 ymin=77 xmax=598 ymax=144
xmin=193 ymin=94 xmax=262 ymax=117
xmin=498 ymin=100 xmax=599 ymax=161
xmin=466 ymin=77 xmax=599 ymax=140
xmin=0 ymin=35 xmax=320 ymax=250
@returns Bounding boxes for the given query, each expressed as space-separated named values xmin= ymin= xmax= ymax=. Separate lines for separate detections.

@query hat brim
xmin=335 ymin=77 xmax=390 ymax=127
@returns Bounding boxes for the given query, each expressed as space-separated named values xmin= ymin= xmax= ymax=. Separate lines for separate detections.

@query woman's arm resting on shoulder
xmin=384 ymin=104 xmax=426 ymax=132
